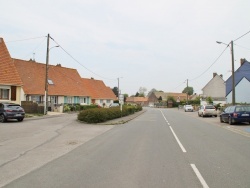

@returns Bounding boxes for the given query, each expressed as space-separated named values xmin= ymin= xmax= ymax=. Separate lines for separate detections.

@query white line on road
xmin=190 ymin=164 xmax=209 ymax=188
xmin=160 ymin=110 xmax=187 ymax=153
xmin=169 ymin=126 xmax=187 ymax=153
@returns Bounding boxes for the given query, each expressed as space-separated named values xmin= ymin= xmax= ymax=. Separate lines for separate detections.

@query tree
xmin=135 ymin=92 xmax=139 ymax=97
xmin=158 ymin=96 xmax=162 ymax=103
xmin=112 ymin=87 xmax=119 ymax=97
xmin=182 ymin=86 xmax=194 ymax=96
xmin=139 ymin=87 xmax=147 ymax=97
xmin=206 ymin=96 xmax=213 ymax=104
xmin=123 ymin=94 xmax=128 ymax=102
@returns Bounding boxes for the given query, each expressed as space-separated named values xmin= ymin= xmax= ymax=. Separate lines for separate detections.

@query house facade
xmin=13 ymin=59 xmax=91 ymax=111
xmin=201 ymin=72 xmax=226 ymax=105
xmin=147 ymin=91 xmax=188 ymax=106
xmin=0 ymin=38 xmax=23 ymax=104
xmin=82 ymin=78 xmax=117 ymax=107
xmin=226 ymin=59 xmax=250 ymax=104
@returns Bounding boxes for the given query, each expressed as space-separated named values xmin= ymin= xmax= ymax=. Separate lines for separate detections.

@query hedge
xmin=78 ymin=105 xmax=142 ymax=123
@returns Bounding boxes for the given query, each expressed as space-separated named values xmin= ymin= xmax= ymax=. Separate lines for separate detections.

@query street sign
xmin=119 ymin=94 xmax=124 ymax=101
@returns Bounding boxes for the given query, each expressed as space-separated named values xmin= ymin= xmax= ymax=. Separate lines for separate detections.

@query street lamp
xmin=44 ymin=33 xmax=59 ymax=115
xmin=216 ymin=40 xmax=235 ymax=105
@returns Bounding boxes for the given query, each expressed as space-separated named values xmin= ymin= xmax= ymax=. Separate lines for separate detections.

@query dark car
xmin=0 ymin=103 xmax=25 ymax=123
xmin=220 ymin=105 xmax=250 ymax=125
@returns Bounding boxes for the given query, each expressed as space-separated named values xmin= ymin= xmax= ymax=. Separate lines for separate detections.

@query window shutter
xmin=11 ymin=86 xmax=16 ymax=101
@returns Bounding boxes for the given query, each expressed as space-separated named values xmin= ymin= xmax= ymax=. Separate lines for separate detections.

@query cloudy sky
xmin=1 ymin=0 xmax=250 ymax=96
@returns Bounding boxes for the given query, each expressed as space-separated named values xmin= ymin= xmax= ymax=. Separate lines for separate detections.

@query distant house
xmin=225 ymin=59 xmax=250 ymax=103
xmin=201 ymin=72 xmax=226 ymax=105
xmin=0 ymin=38 xmax=23 ymax=104
xmin=126 ymin=97 xmax=148 ymax=106
xmin=82 ymin=78 xmax=117 ymax=107
xmin=147 ymin=91 xmax=187 ymax=106
xmin=13 ymin=59 xmax=91 ymax=109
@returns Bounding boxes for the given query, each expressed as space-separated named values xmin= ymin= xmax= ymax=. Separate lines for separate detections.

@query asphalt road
xmin=2 ymin=108 xmax=250 ymax=188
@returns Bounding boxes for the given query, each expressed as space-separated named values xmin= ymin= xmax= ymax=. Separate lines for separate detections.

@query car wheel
xmin=220 ymin=116 xmax=223 ymax=123
xmin=202 ymin=113 xmax=205 ymax=118
xmin=0 ymin=114 xmax=6 ymax=123
xmin=215 ymin=115 xmax=217 ymax=117
xmin=228 ymin=117 xmax=233 ymax=125
xmin=18 ymin=118 xmax=23 ymax=122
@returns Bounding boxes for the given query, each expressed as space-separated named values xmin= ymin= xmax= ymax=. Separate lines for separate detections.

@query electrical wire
xmin=22 ymin=37 xmax=47 ymax=59
xmin=234 ymin=43 xmax=250 ymax=51
xmin=234 ymin=30 xmax=250 ymax=42
xmin=49 ymin=36 xmax=117 ymax=81
xmin=189 ymin=45 xmax=229 ymax=81
xmin=6 ymin=36 xmax=46 ymax=43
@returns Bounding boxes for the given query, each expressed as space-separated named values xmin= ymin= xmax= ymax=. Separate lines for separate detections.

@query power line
xmin=49 ymin=36 xmax=117 ymax=81
xmin=22 ymin=37 xmax=47 ymax=59
xmin=189 ymin=45 xmax=229 ymax=81
xmin=234 ymin=30 xmax=250 ymax=42
xmin=234 ymin=43 xmax=250 ymax=51
xmin=6 ymin=36 xmax=46 ymax=43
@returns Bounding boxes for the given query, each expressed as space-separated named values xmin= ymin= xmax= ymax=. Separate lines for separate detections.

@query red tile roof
xmin=0 ymin=38 xmax=23 ymax=86
xmin=126 ymin=97 xmax=148 ymax=102
xmin=82 ymin=78 xmax=117 ymax=100
xmin=13 ymin=59 xmax=89 ymax=96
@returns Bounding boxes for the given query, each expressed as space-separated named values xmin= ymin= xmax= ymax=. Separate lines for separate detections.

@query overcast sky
xmin=1 ymin=0 xmax=250 ymax=96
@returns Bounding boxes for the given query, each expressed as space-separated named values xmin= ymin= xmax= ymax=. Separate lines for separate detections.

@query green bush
xmin=78 ymin=105 xmax=142 ymax=123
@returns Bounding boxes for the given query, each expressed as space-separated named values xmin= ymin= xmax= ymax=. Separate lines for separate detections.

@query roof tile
xmin=0 ymin=38 xmax=23 ymax=86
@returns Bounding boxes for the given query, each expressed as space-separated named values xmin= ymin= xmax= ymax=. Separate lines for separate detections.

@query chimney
xmin=240 ymin=58 xmax=246 ymax=66
xmin=56 ymin=64 xmax=61 ymax=67
xmin=220 ymin=74 xmax=223 ymax=78
xmin=213 ymin=72 xmax=217 ymax=78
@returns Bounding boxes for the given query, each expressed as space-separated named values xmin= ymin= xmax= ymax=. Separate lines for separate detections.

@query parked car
xmin=198 ymin=105 xmax=217 ymax=117
xmin=184 ymin=105 xmax=194 ymax=112
xmin=109 ymin=103 xmax=119 ymax=108
xmin=0 ymin=103 xmax=25 ymax=122
xmin=220 ymin=105 xmax=250 ymax=125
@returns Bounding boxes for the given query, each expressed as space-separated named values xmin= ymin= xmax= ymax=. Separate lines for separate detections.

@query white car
xmin=184 ymin=105 xmax=194 ymax=112
xmin=198 ymin=105 xmax=217 ymax=117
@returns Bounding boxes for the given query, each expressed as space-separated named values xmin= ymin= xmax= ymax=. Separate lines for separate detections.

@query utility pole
xmin=186 ymin=79 xmax=189 ymax=104
xmin=231 ymin=40 xmax=235 ymax=105
xmin=44 ymin=34 xmax=50 ymax=115
xmin=118 ymin=77 xmax=120 ymax=96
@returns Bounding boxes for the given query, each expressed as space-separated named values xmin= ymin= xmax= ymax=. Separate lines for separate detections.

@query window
xmin=107 ymin=100 xmax=111 ymax=103
xmin=48 ymin=79 xmax=54 ymax=85
xmin=84 ymin=98 xmax=86 ymax=103
xmin=100 ymin=99 xmax=103 ymax=103
xmin=0 ymin=89 xmax=9 ymax=99
xmin=67 ymin=97 xmax=73 ymax=104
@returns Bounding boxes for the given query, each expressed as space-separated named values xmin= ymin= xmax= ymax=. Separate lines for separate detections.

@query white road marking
xmin=190 ymin=164 xmax=209 ymax=188
xmin=169 ymin=126 xmax=187 ymax=153
xmin=160 ymin=110 xmax=187 ymax=153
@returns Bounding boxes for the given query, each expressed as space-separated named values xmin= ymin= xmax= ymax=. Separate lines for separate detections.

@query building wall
xmin=226 ymin=77 xmax=250 ymax=103
xmin=203 ymin=75 xmax=225 ymax=98
xmin=0 ymin=85 xmax=22 ymax=105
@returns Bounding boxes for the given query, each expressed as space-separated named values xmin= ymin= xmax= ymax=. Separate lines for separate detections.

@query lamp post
xmin=44 ymin=33 xmax=59 ymax=115
xmin=216 ymin=41 xmax=235 ymax=105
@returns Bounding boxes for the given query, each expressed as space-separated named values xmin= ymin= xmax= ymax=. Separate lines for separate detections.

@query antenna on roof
xmin=33 ymin=53 xmax=35 ymax=61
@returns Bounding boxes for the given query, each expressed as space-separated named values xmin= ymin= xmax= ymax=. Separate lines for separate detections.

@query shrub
xmin=78 ymin=105 xmax=142 ymax=123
